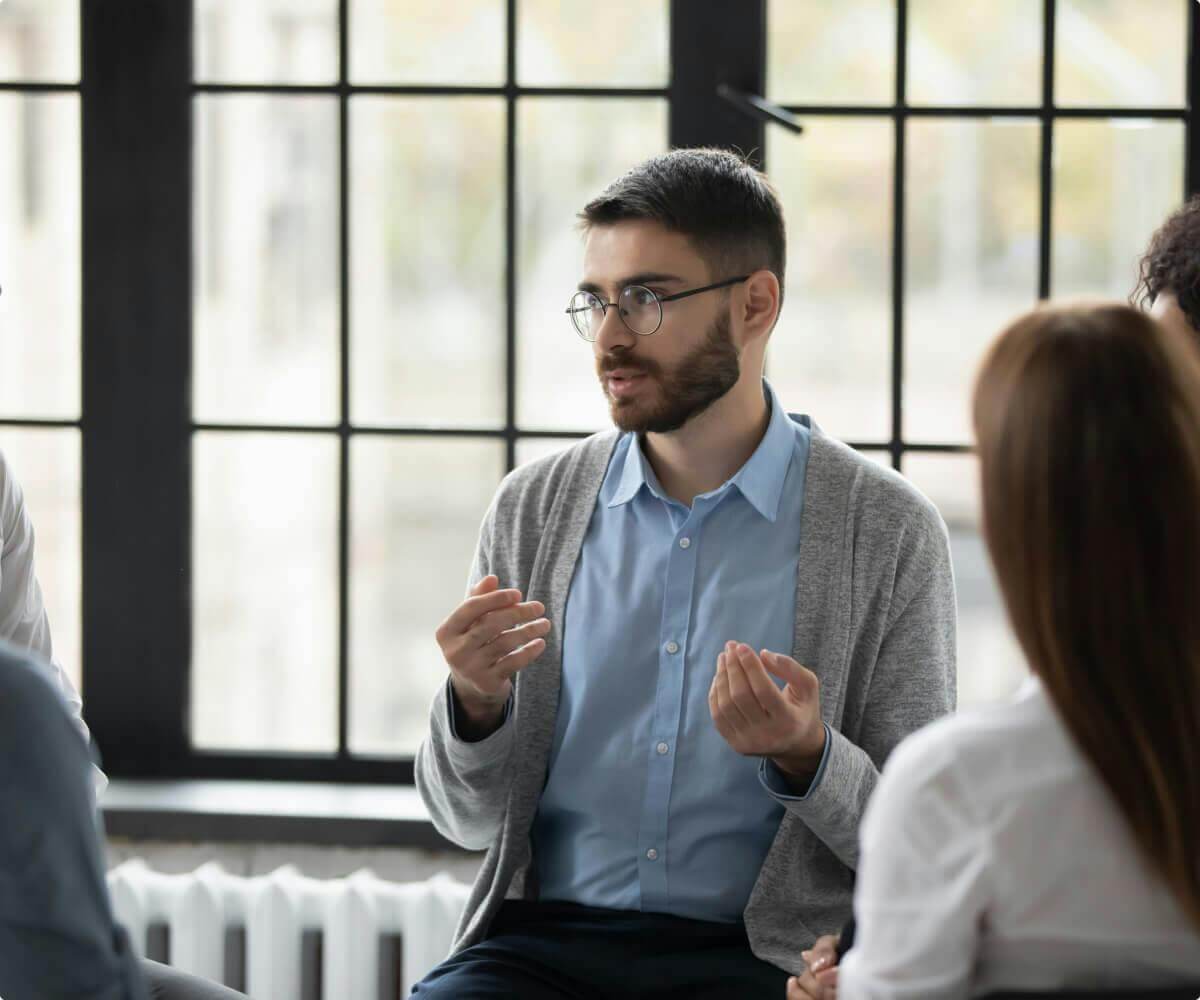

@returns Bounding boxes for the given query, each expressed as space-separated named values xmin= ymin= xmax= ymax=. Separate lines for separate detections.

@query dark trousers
xmin=411 ymin=900 xmax=791 ymax=1000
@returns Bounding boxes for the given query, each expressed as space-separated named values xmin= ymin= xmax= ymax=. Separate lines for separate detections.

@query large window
xmin=764 ymin=0 xmax=1191 ymax=705
xmin=188 ymin=0 xmax=668 ymax=761
xmin=1 ymin=1 xmax=1196 ymax=782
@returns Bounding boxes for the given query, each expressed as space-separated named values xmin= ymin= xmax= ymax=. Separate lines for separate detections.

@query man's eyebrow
xmin=577 ymin=273 xmax=686 ymax=294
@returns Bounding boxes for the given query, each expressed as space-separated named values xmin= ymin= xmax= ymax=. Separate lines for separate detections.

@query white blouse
xmin=838 ymin=676 xmax=1200 ymax=999
xmin=0 ymin=449 xmax=106 ymax=794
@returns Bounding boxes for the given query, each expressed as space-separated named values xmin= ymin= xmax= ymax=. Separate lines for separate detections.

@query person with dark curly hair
xmin=1134 ymin=195 xmax=1200 ymax=342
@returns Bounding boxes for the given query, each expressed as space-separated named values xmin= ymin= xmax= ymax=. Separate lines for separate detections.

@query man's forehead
xmin=581 ymin=221 xmax=705 ymax=282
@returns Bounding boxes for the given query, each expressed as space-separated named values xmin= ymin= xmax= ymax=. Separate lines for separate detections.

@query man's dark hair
xmin=1134 ymin=195 xmax=1200 ymax=332
xmin=579 ymin=148 xmax=786 ymax=294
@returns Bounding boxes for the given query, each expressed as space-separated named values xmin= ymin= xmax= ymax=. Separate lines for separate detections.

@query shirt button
xmin=665 ymin=641 xmax=679 ymax=654
xmin=656 ymin=742 xmax=669 ymax=755
xmin=679 ymin=537 xmax=691 ymax=549
xmin=646 ymin=848 xmax=658 ymax=861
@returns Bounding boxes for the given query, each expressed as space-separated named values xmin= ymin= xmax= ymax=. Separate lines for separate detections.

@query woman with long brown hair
xmin=790 ymin=302 xmax=1200 ymax=999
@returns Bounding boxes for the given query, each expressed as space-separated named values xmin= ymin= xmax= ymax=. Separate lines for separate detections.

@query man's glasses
xmin=565 ymin=275 xmax=749 ymax=342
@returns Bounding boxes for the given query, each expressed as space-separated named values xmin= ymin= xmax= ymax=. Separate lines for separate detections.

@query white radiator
xmin=107 ymin=860 xmax=470 ymax=1000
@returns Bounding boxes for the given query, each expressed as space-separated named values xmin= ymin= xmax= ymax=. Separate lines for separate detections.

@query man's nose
xmin=593 ymin=304 xmax=635 ymax=355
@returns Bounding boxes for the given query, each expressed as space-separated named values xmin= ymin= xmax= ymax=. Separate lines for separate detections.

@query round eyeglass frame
xmin=565 ymin=275 xmax=750 ymax=342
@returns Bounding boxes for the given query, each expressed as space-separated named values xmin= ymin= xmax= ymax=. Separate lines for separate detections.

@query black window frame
xmin=0 ymin=0 xmax=1191 ymax=785
xmin=74 ymin=0 xmax=767 ymax=784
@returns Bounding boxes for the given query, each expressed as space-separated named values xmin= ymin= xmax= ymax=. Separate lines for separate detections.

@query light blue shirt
xmin=531 ymin=380 xmax=827 ymax=923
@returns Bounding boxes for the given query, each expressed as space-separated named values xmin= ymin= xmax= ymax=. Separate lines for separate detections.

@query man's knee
xmin=411 ymin=946 xmax=569 ymax=1000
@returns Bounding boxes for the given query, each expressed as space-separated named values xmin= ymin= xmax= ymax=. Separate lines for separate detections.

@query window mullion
xmin=81 ymin=0 xmax=195 ymax=776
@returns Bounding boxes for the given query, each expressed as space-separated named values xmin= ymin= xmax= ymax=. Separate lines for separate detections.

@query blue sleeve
xmin=756 ymin=722 xmax=833 ymax=801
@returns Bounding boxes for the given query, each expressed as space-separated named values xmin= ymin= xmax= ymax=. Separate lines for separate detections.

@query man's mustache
xmin=597 ymin=356 xmax=661 ymax=377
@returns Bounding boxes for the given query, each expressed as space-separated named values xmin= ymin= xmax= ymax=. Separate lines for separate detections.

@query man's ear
xmin=739 ymin=269 xmax=781 ymax=346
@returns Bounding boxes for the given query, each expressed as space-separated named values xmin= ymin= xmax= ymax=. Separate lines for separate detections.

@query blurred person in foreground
xmin=1135 ymin=194 xmax=1200 ymax=343
xmin=787 ymin=303 xmax=1200 ymax=1000
xmin=0 ymin=285 xmax=246 ymax=999
xmin=411 ymin=148 xmax=957 ymax=997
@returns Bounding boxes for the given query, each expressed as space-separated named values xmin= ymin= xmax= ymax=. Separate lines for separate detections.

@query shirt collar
xmin=727 ymin=380 xmax=795 ymax=523
xmin=609 ymin=431 xmax=655 ymax=508
xmin=607 ymin=379 xmax=795 ymax=522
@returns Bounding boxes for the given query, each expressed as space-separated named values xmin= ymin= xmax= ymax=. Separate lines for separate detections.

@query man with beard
xmin=411 ymin=148 xmax=957 ymax=998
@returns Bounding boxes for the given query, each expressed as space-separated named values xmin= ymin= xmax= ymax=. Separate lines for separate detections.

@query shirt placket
xmin=636 ymin=499 xmax=705 ymax=911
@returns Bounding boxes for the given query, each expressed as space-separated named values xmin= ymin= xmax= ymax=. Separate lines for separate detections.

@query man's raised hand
xmin=708 ymin=642 xmax=827 ymax=786
xmin=434 ymin=575 xmax=551 ymax=735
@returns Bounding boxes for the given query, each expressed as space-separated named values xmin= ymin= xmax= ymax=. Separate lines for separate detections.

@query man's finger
xmin=763 ymin=649 xmax=819 ymax=698
xmin=469 ymin=601 xmax=546 ymax=647
xmin=481 ymin=617 xmax=552 ymax=662
xmin=732 ymin=643 xmax=786 ymax=716
xmin=469 ymin=575 xmax=499 ymax=596
xmin=725 ymin=643 xmax=772 ymax=721
xmin=439 ymin=587 xmax=523 ymax=639
xmin=493 ymin=636 xmax=547 ymax=680
xmin=714 ymin=652 xmax=751 ymax=732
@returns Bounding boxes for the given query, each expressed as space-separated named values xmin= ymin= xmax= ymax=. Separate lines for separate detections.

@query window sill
xmin=101 ymin=779 xmax=474 ymax=852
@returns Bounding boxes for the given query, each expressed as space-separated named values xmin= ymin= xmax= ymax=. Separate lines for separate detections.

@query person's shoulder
xmin=496 ymin=431 xmax=618 ymax=495
xmin=486 ymin=431 xmax=620 ymax=528
xmin=802 ymin=422 xmax=949 ymax=584
xmin=878 ymin=684 xmax=1052 ymax=807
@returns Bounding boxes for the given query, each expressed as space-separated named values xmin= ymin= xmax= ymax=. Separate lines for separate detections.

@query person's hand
xmin=709 ymin=642 xmax=826 ymax=784
xmin=434 ymin=575 xmax=551 ymax=734
xmin=786 ymin=935 xmax=840 ymax=999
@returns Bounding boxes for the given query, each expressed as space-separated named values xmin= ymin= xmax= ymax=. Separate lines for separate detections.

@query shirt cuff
xmin=445 ymin=678 xmax=513 ymax=743
xmin=758 ymin=722 xmax=833 ymax=801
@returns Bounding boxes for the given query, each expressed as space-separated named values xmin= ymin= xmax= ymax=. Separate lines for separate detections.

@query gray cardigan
xmin=415 ymin=418 xmax=957 ymax=974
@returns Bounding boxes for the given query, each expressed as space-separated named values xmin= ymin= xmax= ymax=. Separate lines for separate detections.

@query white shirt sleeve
xmin=837 ymin=728 xmax=992 ymax=1000
xmin=0 ymin=451 xmax=108 ymax=797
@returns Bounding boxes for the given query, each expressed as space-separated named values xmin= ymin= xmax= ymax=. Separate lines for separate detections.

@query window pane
xmin=1056 ymin=0 xmax=1185 ymax=108
xmin=350 ymin=98 xmax=505 ymax=428
xmin=905 ymin=119 xmax=1040 ymax=444
xmin=195 ymin=0 xmax=337 ymax=85
xmin=908 ymin=0 xmax=1041 ymax=106
xmin=767 ymin=0 xmax=894 ymax=104
xmin=0 ymin=0 xmax=78 ymax=83
xmin=518 ymin=0 xmax=668 ymax=87
xmin=902 ymin=453 xmax=1026 ymax=707
xmin=194 ymin=96 xmax=340 ymax=425
xmin=768 ymin=118 xmax=892 ymax=443
xmin=859 ymin=449 xmax=893 ymax=471
xmin=349 ymin=437 xmax=503 ymax=755
xmin=192 ymin=433 xmax=339 ymax=752
xmin=0 ymin=429 xmax=80 ymax=693
xmin=351 ymin=0 xmax=505 ymax=85
xmin=1052 ymin=120 xmax=1183 ymax=299
xmin=517 ymin=99 xmax=667 ymax=432
xmin=0 ymin=94 xmax=79 ymax=419
xmin=515 ymin=437 xmax=577 ymax=467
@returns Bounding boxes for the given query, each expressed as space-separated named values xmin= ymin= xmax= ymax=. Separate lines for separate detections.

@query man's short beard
xmin=599 ymin=313 xmax=741 ymax=434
